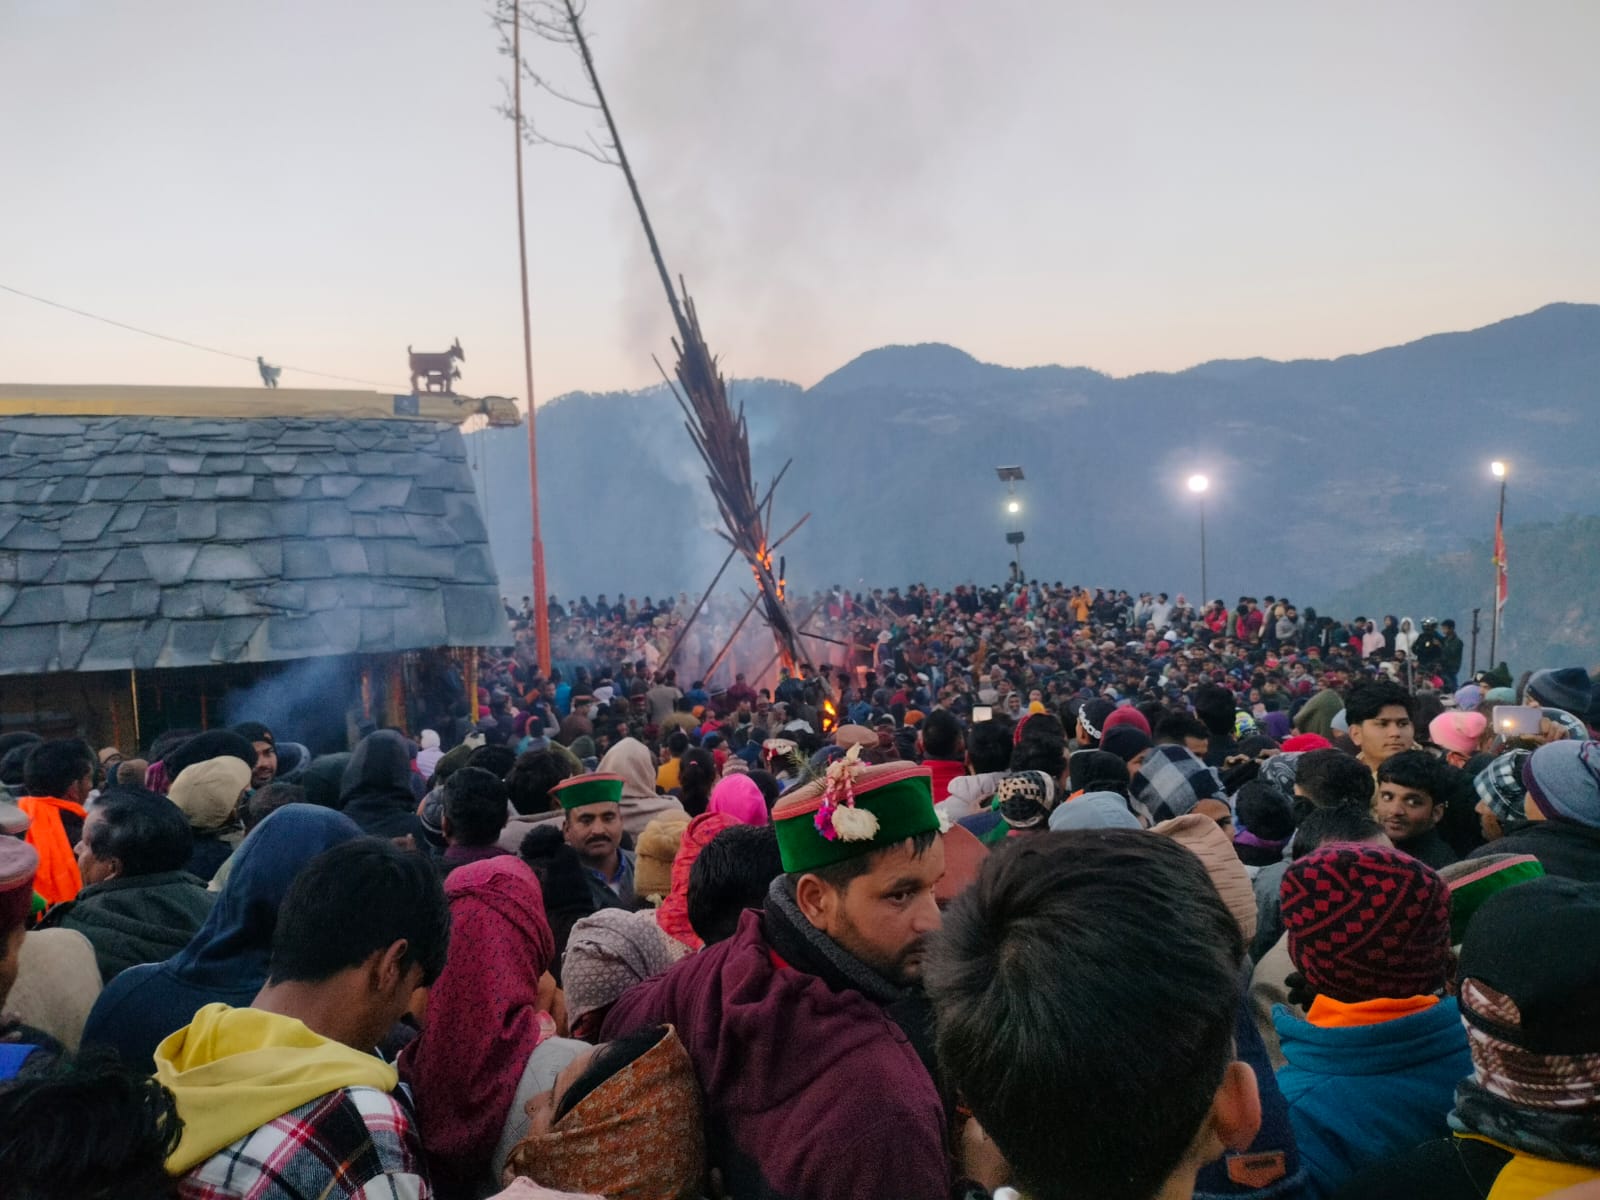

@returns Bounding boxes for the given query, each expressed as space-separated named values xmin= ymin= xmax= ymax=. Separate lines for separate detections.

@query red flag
xmin=1493 ymin=510 xmax=1508 ymax=611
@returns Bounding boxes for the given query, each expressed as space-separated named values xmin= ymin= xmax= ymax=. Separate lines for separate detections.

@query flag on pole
xmin=1493 ymin=509 xmax=1508 ymax=611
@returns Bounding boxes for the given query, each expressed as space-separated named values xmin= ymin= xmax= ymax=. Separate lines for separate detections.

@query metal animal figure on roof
xmin=408 ymin=339 xmax=465 ymax=395
xmin=256 ymin=356 xmax=281 ymax=388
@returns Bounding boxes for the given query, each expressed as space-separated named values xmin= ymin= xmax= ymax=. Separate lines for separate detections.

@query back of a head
xmin=1154 ymin=713 xmax=1209 ymax=747
xmin=507 ymin=749 xmax=574 ymax=816
xmin=0 ymin=1050 xmax=183 ymax=1200
xmin=243 ymin=782 xmax=305 ymax=831
xmin=267 ymin=839 xmax=451 ymax=987
xmin=1292 ymin=806 xmax=1384 ymax=857
xmin=1193 ymin=685 xmax=1237 ymax=739
xmin=88 ymin=790 xmax=194 ymax=877
xmin=466 ymin=744 xmax=517 ymax=781
xmin=1293 ymin=748 xmax=1375 ymax=812
xmin=1234 ymin=779 xmax=1295 ymax=842
xmin=926 ymin=830 xmax=1244 ymax=1200
xmin=444 ymin=766 xmax=510 ymax=846
xmin=687 ymin=824 xmax=784 ymax=946
xmin=921 ymin=709 xmax=963 ymax=760
xmin=22 ymin=739 xmax=94 ymax=799
xmin=966 ymin=716 xmax=1015 ymax=775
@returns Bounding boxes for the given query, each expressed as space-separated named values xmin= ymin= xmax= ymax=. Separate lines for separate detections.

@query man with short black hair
xmin=155 ymin=839 xmax=450 ymax=1199
xmin=440 ymin=766 xmax=511 ymax=875
xmin=927 ymin=830 xmax=1263 ymax=1200
xmin=917 ymin=708 xmax=966 ymax=803
xmin=18 ymin=739 xmax=96 ymax=905
xmin=231 ymin=722 xmax=278 ymax=791
xmin=605 ymin=761 xmax=950 ymax=1200
xmin=1344 ymin=678 xmax=1416 ymax=775
xmin=1375 ymin=750 xmax=1458 ymax=868
xmin=39 ymin=788 xmax=212 ymax=982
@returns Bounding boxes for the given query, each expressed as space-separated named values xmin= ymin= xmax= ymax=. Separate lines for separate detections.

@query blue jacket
xmin=1274 ymin=998 xmax=1472 ymax=1198
xmin=81 ymin=805 xmax=360 ymax=1070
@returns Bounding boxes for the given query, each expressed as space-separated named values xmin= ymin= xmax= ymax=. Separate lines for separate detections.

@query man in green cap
xmin=603 ymin=756 xmax=952 ymax=1200
xmin=552 ymin=773 xmax=634 ymax=907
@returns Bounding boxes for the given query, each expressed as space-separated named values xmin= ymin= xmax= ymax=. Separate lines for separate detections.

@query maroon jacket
xmin=602 ymin=909 xmax=948 ymax=1200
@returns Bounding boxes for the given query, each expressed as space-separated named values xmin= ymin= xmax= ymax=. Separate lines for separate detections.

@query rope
xmin=0 ymin=280 xmax=405 ymax=391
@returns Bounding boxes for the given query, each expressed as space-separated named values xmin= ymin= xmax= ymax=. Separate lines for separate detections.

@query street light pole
xmin=1488 ymin=460 xmax=1507 ymax=668
xmin=1187 ymin=474 xmax=1210 ymax=605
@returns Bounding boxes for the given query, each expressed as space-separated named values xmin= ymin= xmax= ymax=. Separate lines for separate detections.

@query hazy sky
xmin=3 ymin=0 xmax=1597 ymax=404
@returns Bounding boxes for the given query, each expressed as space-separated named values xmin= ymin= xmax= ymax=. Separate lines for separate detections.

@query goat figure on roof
xmin=408 ymin=339 xmax=465 ymax=395
xmin=256 ymin=356 xmax=281 ymax=388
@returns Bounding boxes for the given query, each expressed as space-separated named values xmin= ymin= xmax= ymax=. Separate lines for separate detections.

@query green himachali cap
xmin=551 ymin=773 xmax=625 ymax=811
xmin=773 ymin=753 xmax=942 ymax=874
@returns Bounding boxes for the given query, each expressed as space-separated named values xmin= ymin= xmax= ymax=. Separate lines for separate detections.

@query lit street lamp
xmin=1187 ymin=474 xmax=1210 ymax=604
xmin=997 ymin=466 xmax=1025 ymax=582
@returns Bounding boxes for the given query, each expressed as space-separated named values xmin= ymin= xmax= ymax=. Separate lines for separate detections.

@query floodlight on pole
xmin=1007 ymin=500 xmax=1021 ymax=515
xmin=996 ymin=466 xmax=1025 ymax=581
xmin=1489 ymin=460 xmax=1509 ymax=665
xmin=1491 ymin=460 xmax=1507 ymax=479
xmin=1188 ymin=473 xmax=1210 ymax=494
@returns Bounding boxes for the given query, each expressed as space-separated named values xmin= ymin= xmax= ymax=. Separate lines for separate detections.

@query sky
xmin=3 ymin=0 xmax=1597 ymax=405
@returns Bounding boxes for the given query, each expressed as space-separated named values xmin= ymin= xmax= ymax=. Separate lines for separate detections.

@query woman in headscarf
xmin=401 ymin=857 xmax=586 ymax=1200
xmin=339 ymin=729 xmax=425 ymax=841
xmin=595 ymin=738 xmax=684 ymax=836
xmin=705 ymin=773 xmax=769 ymax=827
xmin=562 ymin=908 xmax=687 ymax=1040
xmin=501 ymin=1024 xmax=705 ymax=1200
xmin=79 ymin=804 xmax=361 ymax=1070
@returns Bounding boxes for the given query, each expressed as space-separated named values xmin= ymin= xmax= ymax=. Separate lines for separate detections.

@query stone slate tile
xmin=353 ymin=451 xmax=407 ymax=476
xmin=57 ymin=623 xmax=94 ymax=670
xmin=123 ymin=507 xmax=179 ymax=544
xmin=166 ymin=455 xmax=203 ymax=475
xmin=48 ymin=548 xmax=116 ymax=583
xmin=189 ymin=544 xmax=267 ymax=581
xmin=40 ymin=477 xmax=87 ymax=505
xmin=265 ymin=614 xmax=331 ymax=654
xmin=261 ymin=455 xmax=297 ymax=474
xmin=442 ymin=494 xmax=488 ymax=543
xmin=276 ymin=429 xmax=338 ymax=448
xmin=360 ymin=607 xmax=395 ymax=650
xmin=0 ymin=627 xmax=55 ymax=674
xmin=375 ymin=514 xmax=408 ymax=539
xmin=318 ymin=475 xmax=362 ymax=499
xmin=452 ymin=545 xmax=496 ymax=583
xmin=215 ymin=476 xmax=255 ymax=499
xmin=0 ymin=584 xmax=14 ymax=620
xmin=90 ymin=581 xmax=161 ymax=621
xmin=215 ymin=503 xmax=276 ymax=540
xmin=108 ymin=503 xmax=146 ymax=534
xmin=442 ymin=585 xmax=507 ymax=643
xmin=271 ymin=477 xmax=307 ymax=498
xmin=130 ymin=620 xmax=168 ymax=669
xmin=2 ymin=522 xmax=62 ymax=551
xmin=141 ymin=544 xmax=200 ymax=586
xmin=306 ymin=503 xmax=354 ymax=538
xmin=347 ymin=479 xmax=413 ymax=512
xmin=252 ymin=581 xmax=307 ymax=611
xmin=395 ymin=589 xmax=448 ymax=648
xmin=60 ymin=505 xmax=116 ymax=542
xmin=405 ymin=514 xmax=463 ymax=548
xmin=124 ymin=478 xmax=169 ymax=502
xmin=352 ymin=517 xmax=380 ymax=539
xmin=324 ymin=538 xmax=369 ymax=575
xmin=89 ymin=454 xmax=147 ymax=477
xmin=282 ymin=541 xmax=333 ymax=579
xmin=409 ymin=488 xmax=448 ymax=517
xmin=87 ymin=476 xmax=138 ymax=503
xmin=246 ymin=542 xmax=283 ymax=577
xmin=4 ymin=584 xmax=90 ymax=626
xmin=160 ymin=477 xmax=198 ymax=498
xmin=0 ymin=552 xmax=58 ymax=584
xmin=271 ymin=503 xmax=309 ymax=537
xmin=99 ymin=547 xmax=151 ymax=582
xmin=8 ymin=434 xmax=57 ymax=456
xmin=159 ymin=585 xmax=211 ymax=621
xmin=318 ymin=608 xmax=362 ymax=653
xmin=167 ymin=619 xmax=227 ymax=665
xmin=2 ymin=417 xmax=86 ymax=436
xmin=216 ymin=617 xmax=264 ymax=662
xmin=0 ymin=514 xmax=16 ymax=543
xmin=382 ymin=541 xmax=457 ymax=580
xmin=201 ymin=455 xmax=246 ymax=473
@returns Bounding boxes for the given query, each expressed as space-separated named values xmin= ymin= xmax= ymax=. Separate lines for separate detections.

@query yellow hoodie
xmin=154 ymin=1003 xmax=399 ymax=1174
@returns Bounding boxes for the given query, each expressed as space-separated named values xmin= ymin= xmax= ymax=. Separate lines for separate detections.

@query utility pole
xmin=1469 ymin=606 xmax=1480 ymax=678
xmin=512 ymin=0 xmax=551 ymax=675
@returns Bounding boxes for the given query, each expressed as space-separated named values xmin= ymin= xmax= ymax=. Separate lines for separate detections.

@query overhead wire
xmin=0 ymin=280 xmax=405 ymax=391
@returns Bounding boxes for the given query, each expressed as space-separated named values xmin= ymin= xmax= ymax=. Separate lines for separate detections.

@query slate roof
xmin=0 ymin=414 xmax=509 ymax=675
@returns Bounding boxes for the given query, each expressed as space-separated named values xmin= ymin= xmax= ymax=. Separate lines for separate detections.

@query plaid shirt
xmin=177 ymin=1086 xmax=430 ymax=1200
xmin=1132 ymin=745 xmax=1226 ymax=823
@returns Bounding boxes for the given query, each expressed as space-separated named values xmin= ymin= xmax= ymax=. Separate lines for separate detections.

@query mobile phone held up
xmin=973 ymin=706 xmax=994 ymax=724
xmin=1492 ymin=705 xmax=1543 ymax=739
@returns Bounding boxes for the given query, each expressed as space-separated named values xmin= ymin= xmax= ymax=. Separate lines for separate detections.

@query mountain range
xmin=466 ymin=302 xmax=1600 ymax=670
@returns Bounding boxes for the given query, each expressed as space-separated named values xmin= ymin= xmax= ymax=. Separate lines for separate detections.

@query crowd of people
xmin=2 ymin=573 xmax=1598 ymax=1200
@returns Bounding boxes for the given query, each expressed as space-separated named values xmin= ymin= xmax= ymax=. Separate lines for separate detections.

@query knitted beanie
xmin=1101 ymin=706 xmax=1152 ymax=738
xmin=1522 ymin=740 xmax=1600 ymax=829
xmin=1474 ymin=749 xmax=1532 ymax=825
xmin=1525 ymin=668 xmax=1593 ymax=720
xmin=1429 ymin=711 xmax=1487 ymax=758
xmin=995 ymin=770 xmax=1059 ymax=829
xmin=1280 ymin=843 xmax=1452 ymax=1002
xmin=1281 ymin=734 xmax=1332 ymax=754
xmin=0 ymin=836 xmax=39 ymax=934
xmin=1439 ymin=854 xmax=1545 ymax=944
xmin=1101 ymin=726 xmax=1152 ymax=765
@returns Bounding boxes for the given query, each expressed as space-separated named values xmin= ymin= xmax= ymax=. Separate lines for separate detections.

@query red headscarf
xmin=655 ymin=812 xmax=736 ymax=951
xmin=399 ymin=858 xmax=556 ymax=1197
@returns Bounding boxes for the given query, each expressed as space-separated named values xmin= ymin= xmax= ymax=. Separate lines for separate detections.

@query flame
xmin=821 ymin=697 xmax=838 ymax=733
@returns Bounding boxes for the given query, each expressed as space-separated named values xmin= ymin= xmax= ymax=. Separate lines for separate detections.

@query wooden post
xmin=130 ymin=668 xmax=142 ymax=752
xmin=466 ymin=649 xmax=480 ymax=723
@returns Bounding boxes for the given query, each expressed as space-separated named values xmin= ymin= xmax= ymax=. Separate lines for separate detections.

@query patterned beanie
xmin=1439 ymin=854 xmax=1545 ymax=945
xmin=995 ymin=770 xmax=1058 ymax=829
xmin=1280 ymin=843 xmax=1452 ymax=1002
xmin=1475 ymin=749 xmax=1532 ymax=826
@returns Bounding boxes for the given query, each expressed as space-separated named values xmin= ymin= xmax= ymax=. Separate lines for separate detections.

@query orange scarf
xmin=18 ymin=795 xmax=86 ymax=906
xmin=1306 ymin=993 xmax=1438 ymax=1029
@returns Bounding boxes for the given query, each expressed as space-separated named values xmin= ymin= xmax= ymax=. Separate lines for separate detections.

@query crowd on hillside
xmin=2 ymin=574 xmax=1599 ymax=1200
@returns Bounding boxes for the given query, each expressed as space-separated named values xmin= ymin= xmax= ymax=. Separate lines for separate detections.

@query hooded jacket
xmin=82 ymin=805 xmax=362 ymax=1070
xmin=1274 ymin=998 xmax=1473 ymax=1198
xmin=602 ymin=907 xmax=947 ymax=1200
xmin=339 ymin=731 xmax=425 ymax=841
xmin=597 ymin=738 xmax=687 ymax=836
xmin=38 ymin=869 xmax=213 ymax=983
xmin=154 ymin=1003 xmax=423 ymax=1197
